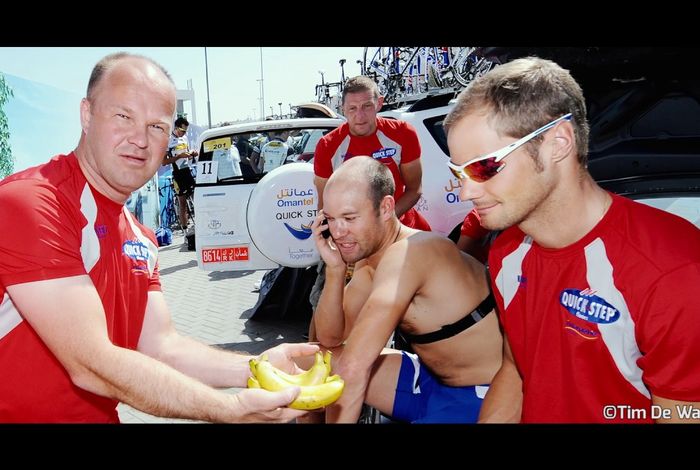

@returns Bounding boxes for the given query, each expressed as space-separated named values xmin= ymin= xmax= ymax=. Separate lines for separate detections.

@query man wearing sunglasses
xmin=444 ymin=56 xmax=700 ymax=423
xmin=162 ymin=116 xmax=198 ymax=230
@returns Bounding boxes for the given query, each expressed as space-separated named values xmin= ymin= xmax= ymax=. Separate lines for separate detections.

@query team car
xmin=192 ymin=94 xmax=475 ymax=272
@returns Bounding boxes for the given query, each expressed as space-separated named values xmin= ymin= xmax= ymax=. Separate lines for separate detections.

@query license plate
xmin=201 ymin=246 xmax=249 ymax=263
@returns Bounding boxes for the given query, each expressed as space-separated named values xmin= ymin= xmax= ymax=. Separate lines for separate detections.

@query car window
xmin=293 ymin=129 xmax=333 ymax=164
xmin=198 ymin=127 xmax=336 ymax=182
xmin=303 ymin=129 xmax=328 ymax=153
xmin=423 ymin=114 xmax=450 ymax=158
xmin=637 ymin=196 xmax=700 ymax=228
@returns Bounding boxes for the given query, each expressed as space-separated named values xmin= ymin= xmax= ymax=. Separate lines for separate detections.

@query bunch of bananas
xmin=248 ymin=351 xmax=344 ymax=410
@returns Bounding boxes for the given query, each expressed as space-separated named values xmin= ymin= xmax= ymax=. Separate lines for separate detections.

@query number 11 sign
xmin=196 ymin=160 xmax=218 ymax=184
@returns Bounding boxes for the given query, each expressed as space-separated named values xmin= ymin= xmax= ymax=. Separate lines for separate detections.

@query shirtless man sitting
xmin=311 ymin=156 xmax=503 ymax=423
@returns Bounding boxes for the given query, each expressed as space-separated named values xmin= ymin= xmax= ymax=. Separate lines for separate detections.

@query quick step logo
xmin=560 ymin=288 xmax=619 ymax=324
xmin=371 ymin=147 xmax=397 ymax=160
xmin=122 ymin=240 xmax=149 ymax=262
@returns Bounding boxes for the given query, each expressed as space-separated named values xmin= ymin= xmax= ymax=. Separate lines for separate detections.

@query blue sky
xmin=0 ymin=47 xmax=364 ymax=125
xmin=0 ymin=47 xmax=364 ymax=172
xmin=2 ymin=73 xmax=82 ymax=172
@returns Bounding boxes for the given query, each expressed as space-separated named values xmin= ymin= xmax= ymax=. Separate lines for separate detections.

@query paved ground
xmin=117 ymin=232 xmax=309 ymax=423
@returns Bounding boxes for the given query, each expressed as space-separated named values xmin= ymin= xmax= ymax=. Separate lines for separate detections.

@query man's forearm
xmin=164 ymin=151 xmax=196 ymax=165
xmin=325 ymin=369 xmax=368 ymax=423
xmin=394 ymin=189 xmax=421 ymax=217
xmin=478 ymin=363 xmax=523 ymax=423
xmin=325 ymin=333 xmax=385 ymax=423
xmin=77 ymin=344 xmax=245 ymax=422
xmin=314 ymin=267 xmax=348 ymax=347
xmin=163 ymin=154 xmax=185 ymax=166
xmin=148 ymin=331 xmax=253 ymax=388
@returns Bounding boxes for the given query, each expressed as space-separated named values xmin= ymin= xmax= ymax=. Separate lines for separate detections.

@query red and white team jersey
xmin=489 ymin=193 xmax=700 ymax=423
xmin=314 ymin=117 xmax=430 ymax=230
xmin=314 ymin=117 xmax=420 ymax=201
xmin=0 ymin=153 xmax=161 ymax=423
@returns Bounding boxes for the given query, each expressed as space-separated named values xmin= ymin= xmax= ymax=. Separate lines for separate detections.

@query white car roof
xmin=196 ymin=118 xmax=343 ymax=149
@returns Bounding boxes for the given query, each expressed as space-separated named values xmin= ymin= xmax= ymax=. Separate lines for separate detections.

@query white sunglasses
xmin=447 ymin=113 xmax=573 ymax=182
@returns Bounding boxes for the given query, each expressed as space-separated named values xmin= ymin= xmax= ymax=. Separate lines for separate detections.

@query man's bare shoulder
xmin=396 ymin=230 xmax=457 ymax=252
xmin=379 ymin=230 xmax=461 ymax=271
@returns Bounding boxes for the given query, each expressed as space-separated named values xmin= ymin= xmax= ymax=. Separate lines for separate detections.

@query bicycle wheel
xmin=472 ymin=56 xmax=498 ymax=79
xmin=362 ymin=47 xmax=371 ymax=75
xmin=171 ymin=192 xmax=183 ymax=230
xmin=186 ymin=194 xmax=195 ymax=224
xmin=159 ymin=180 xmax=178 ymax=229
xmin=450 ymin=47 xmax=478 ymax=87
xmin=363 ymin=47 xmax=393 ymax=79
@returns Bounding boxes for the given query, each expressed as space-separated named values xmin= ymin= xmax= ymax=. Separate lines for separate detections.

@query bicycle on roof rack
xmin=449 ymin=47 xmax=498 ymax=87
xmin=362 ymin=46 xmax=499 ymax=104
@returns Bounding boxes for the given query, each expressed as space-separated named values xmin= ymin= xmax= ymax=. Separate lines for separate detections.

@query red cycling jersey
xmin=0 ymin=153 xmax=161 ymax=422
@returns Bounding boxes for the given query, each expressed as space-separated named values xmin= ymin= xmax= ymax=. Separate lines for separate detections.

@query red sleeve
xmin=636 ymin=262 xmax=700 ymax=402
xmin=460 ymin=207 xmax=489 ymax=239
xmin=487 ymin=246 xmax=505 ymax=327
xmin=313 ymin=135 xmax=333 ymax=178
xmin=149 ymin=262 xmax=162 ymax=291
xmin=0 ymin=179 xmax=86 ymax=287
xmin=137 ymin=221 xmax=162 ymax=292
xmin=398 ymin=120 xmax=421 ymax=164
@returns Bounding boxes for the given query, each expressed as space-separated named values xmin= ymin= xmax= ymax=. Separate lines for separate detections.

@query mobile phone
xmin=322 ymin=218 xmax=331 ymax=239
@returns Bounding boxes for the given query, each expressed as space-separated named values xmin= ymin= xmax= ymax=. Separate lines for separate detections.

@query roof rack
xmin=407 ymin=91 xmax=457 ymax=112
xmin=295 ymin=102 xmax=340 ymax=119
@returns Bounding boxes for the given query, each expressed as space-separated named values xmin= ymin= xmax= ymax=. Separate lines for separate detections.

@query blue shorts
xmin=391 ymin=351 xmax=489 ymax=423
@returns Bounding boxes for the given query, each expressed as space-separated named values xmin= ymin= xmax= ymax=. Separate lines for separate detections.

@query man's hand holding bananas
xmin=248 ymin=351 xmax=344 ymax=410
xmin=256 ymin=342 xmax=320 ymax=376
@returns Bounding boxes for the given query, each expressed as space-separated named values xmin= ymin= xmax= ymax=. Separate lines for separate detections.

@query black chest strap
xmin=398 ymin=293 xmax=495 ymax=345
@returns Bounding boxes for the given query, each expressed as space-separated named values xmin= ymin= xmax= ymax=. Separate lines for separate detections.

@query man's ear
xmin=79 ymin=98 xmax=91 ymax=133
xmin=376 ymin=95 xmax=384 ymax=111
xmin=550 ymin=121 xmax=575 ymax=163
xmin=380 ymin=194 xmax=395 ymax=220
